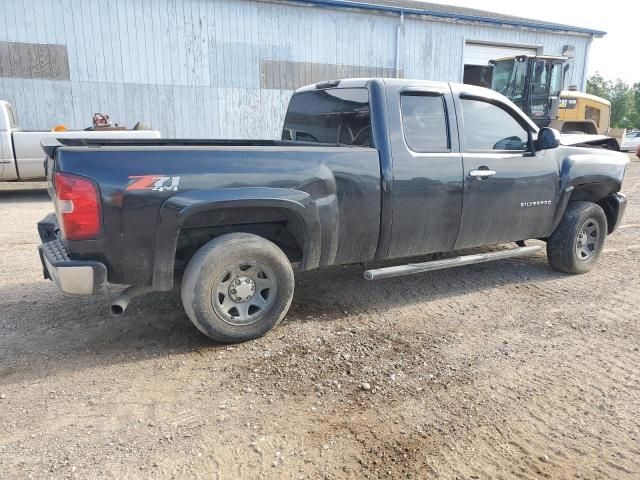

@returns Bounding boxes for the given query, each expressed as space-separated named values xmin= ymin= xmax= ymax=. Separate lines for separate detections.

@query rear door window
xmin=400 ymin=93 xmax=449 ymax=151
xmin=282 ymin=88 xmax=371 ymax=146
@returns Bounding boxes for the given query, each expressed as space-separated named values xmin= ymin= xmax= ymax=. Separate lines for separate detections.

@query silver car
xmin=621 ymin=130 xmax=640 ymax=152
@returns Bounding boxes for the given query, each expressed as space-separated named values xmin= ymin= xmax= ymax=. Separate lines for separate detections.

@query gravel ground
xmin=1 ymin=155 xmax=639 ymax=479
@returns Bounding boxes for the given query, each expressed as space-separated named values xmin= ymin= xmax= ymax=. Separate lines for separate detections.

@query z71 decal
xmin=127 ymin=175 xmax=181 ymax=192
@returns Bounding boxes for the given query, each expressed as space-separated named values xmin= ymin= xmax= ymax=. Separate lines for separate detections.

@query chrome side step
xmin=363 ymin=245 xmax=542 ymax=280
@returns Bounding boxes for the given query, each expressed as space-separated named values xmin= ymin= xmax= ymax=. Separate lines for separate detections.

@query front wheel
xmin=181 ymin=233 xmax=295 ymax=342
xmin=546 ymin=201 xmax=607 ymax=274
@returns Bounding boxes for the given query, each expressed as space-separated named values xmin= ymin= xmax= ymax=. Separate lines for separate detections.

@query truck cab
xmin=489 ymin=55 xmax=566 ymax=127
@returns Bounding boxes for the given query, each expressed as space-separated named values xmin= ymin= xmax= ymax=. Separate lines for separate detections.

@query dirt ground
xmin=1 ymin=155 xmax=639 ymax=480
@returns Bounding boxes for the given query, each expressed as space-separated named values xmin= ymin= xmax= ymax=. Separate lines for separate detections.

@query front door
xmin=453 ymin=93 xmax=559 ymax=249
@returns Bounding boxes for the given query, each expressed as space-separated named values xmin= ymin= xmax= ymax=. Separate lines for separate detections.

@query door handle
xmin=469 ymin=168 xmax=497 ymax=178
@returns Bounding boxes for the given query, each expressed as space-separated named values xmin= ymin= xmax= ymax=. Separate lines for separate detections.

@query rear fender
xmin=153 ymin=187 xmax=321 ymax=290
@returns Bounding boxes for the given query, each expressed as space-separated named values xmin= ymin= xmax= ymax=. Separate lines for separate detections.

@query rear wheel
xmin=546 ymin=201 xmax=607 ymax=274
xmin=181 ymin=233 xmax=295 ymax=342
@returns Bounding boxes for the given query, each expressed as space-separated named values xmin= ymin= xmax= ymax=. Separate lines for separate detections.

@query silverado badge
xmin=520 ymin=200 xmax=552 ymax=207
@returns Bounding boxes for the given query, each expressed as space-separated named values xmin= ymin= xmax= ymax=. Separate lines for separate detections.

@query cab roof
xmin=295 ymin=78 xmax=539 ymax=131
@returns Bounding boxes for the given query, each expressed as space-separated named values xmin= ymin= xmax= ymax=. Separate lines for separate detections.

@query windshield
xmin=491 ymin=60 xmax=527 ymax=102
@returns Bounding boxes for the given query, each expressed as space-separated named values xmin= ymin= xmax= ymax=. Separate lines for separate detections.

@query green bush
xmin=587 ymin=73 xmax=640 ymax=129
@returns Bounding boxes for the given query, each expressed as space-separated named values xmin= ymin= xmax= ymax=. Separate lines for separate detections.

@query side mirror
xmin=537 ymin=127 xmax=561 ymax=150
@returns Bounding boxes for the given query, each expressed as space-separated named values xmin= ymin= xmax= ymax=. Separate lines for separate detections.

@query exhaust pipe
xmin=110 ymin=286 xmax=155 ymax=316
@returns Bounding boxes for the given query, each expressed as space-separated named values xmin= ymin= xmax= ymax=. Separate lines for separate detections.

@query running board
xmin=363 ymin=245 xmax=542 ymax=280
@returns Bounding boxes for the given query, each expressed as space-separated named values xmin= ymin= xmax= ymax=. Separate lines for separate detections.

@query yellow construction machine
xmin=489 ymin=55 xmax=625 ymax=145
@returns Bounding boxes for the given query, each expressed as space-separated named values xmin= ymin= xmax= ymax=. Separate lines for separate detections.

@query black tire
xmin=546 ymin=201 xmax=607 ymax=274
xmin=181 ymin=233 xmax=294 ymax=342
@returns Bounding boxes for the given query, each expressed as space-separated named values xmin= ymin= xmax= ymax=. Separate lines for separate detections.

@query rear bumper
xmin=38 ymin=214 xmax=107 ymax=295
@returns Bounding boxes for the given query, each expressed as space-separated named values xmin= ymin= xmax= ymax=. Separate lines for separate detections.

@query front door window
xmin=460 ymin=98 xmax=529 ymax=151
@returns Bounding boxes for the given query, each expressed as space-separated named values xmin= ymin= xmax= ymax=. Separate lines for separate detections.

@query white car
xmin=621 ymin=130 xmax=640 ymax=152
xmin=0 ymin=100 xmax=161 ymax=182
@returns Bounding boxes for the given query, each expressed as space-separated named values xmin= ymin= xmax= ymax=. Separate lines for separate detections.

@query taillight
xmin=54 ymin=172 xmax=102 ymax=240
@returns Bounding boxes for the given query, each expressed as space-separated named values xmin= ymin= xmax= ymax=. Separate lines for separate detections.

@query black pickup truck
xmin=38 ymin=78 xmax=629 ymax=342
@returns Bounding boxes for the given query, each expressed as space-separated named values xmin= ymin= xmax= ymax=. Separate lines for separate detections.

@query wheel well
xmin=597 ymin=195 xmax=622 ymax=234
xmin=569 ymin=181 xmax=619 ymax=205
xmin=175 ymin=207 xmax=305 ymax=270
xmin=566 ymin=187 xmax=621 ymax=234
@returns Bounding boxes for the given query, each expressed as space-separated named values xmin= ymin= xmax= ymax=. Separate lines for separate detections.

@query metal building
xmin=0 ymin=0 xmax=605 ymax=138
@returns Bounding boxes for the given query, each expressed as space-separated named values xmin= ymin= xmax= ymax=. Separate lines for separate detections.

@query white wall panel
xmin=0 ymin=0 xmax=593 ymax=138
xmin=463 ymin=43 xmax=538 ymax=66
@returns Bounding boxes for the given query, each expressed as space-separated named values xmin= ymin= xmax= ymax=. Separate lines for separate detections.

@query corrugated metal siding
xmin=402 ymin=17 xmax=589 ymax=87
xmin=0 ymin=0 xmax=591 ymax=138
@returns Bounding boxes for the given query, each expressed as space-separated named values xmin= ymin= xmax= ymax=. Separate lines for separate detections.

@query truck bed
xmin=48 ymin=139 xmax=381 ymax=287
xmin=41 ymin=137 xmax=361 ymax=158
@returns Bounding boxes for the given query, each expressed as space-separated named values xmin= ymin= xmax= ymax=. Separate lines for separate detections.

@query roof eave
xmin=289 ymin=0 xmax=607 ymax=37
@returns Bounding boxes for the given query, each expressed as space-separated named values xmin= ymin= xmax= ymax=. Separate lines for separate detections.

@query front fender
xmin=544 ymin=151 xmax=628 ymax=237
xmin=152 ymin=187 xmax=321 ymax=290
xmin=559 ymin=152 xmax=627 ymax=192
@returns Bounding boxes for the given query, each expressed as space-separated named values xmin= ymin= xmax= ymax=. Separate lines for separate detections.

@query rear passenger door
xmin=452 ymin=91 xmax=559 ymax=249
xmin=385 ymin=85 xmax=464 ymax=258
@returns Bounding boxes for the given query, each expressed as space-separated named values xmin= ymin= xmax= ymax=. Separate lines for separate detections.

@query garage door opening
xmin=463 ymin=42 xmax=538 ymax=88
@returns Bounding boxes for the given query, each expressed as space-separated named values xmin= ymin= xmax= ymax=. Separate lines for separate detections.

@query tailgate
xmin=41 ymin=139 xmax=59 ymax=199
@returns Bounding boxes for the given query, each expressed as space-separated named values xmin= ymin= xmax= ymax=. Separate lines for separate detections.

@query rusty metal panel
xmin=259 ymin=60 xmax=403 ymax=89
xmin=0 ymin=43 xmax=10 ymax=78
